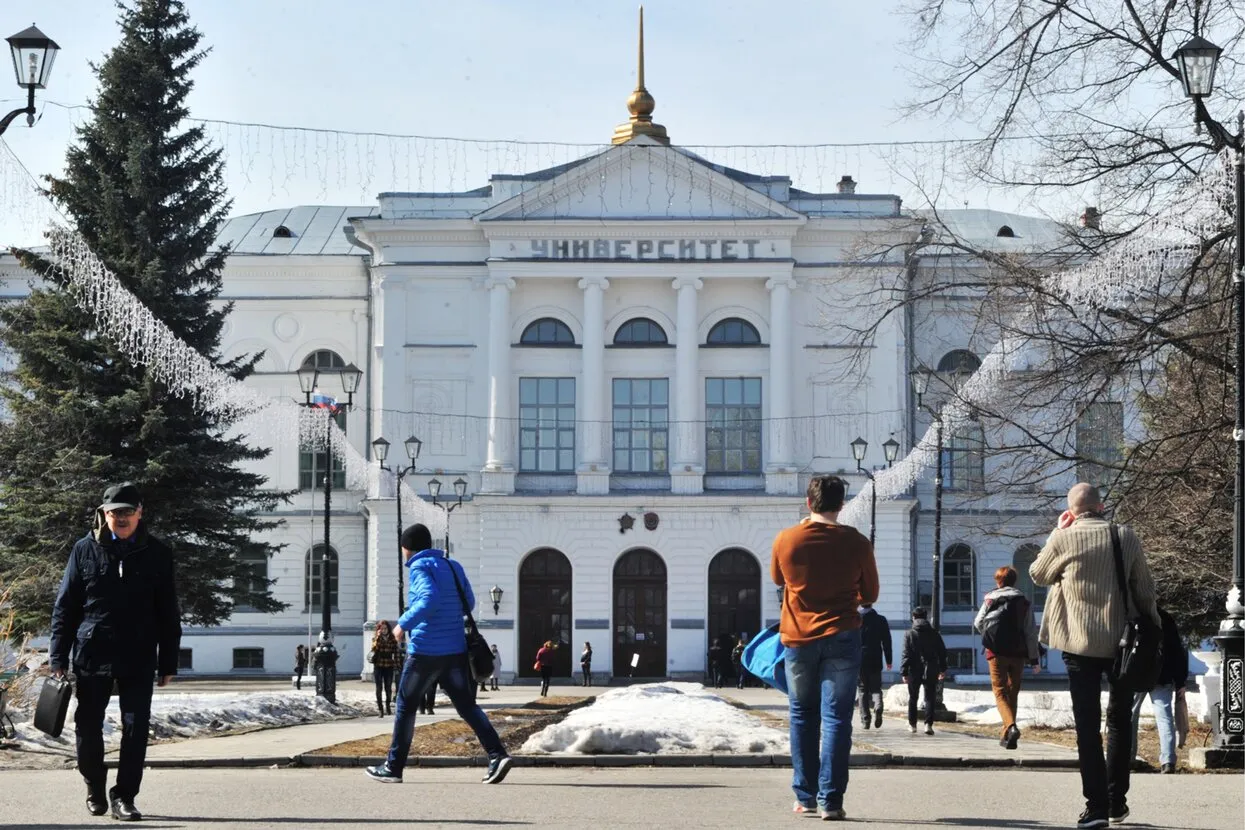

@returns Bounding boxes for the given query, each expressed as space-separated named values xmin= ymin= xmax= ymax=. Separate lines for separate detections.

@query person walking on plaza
xmin=534 ymin=640 xmax=557 ymax=697
xmin=49 ymin=482 xmax=182 ymax=821
xmin=294 ymin=644 xmax=308 ymax=691
xmin=580 ymin=641 xmax=593 ymax=687
xmin=771 ymin=475 xmax=879 ymax=821
xmin=371 ymin=620 xmax=403 ymax=717
xmin=365 ymin=524 xmax=513 ymax=785
xmin=731 ymin=637 xmax=747 ymax=689
xmin=900 ymin=606 xmax=946 ymax=735
xmin=708 ymin=636 xmax=726 ymax=688
xmin=1130 ymin=606 xmax=1188 ymax=774
xmin=857 ymin=604 xmax=893 ymax=730
xmin=973 ymin=565 xmax=1040 ymax=749
xmin=1030 ymin=483 xmax=1159 ymax=829
xmin=489 ymin=644 xmax=501 ymax=691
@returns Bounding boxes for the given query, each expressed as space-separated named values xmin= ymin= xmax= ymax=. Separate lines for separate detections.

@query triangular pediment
xmin=475 ymin=137 xmax=805 ymax=223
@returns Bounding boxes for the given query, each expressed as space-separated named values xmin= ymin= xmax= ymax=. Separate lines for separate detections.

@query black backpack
xmin=980 ymin=594 xmax=1025 ymax=657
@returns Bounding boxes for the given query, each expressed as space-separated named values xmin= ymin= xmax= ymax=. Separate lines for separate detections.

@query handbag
xmin=1109 ymin=524 xmax=1162 ymax=692
xmin=445 ymin=560 xmax=495 ymax=682
xmin=742 ymin=624 xmax=788 ymax=694
xmin=33 ymin=675 xmax=73 ymax=738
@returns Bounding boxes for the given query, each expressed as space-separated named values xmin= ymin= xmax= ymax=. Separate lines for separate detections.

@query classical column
xmin=483 ymin=277 xmax=516 ymax=492
xmin=766 ymin=276 xmax=798 ymax=494
xmin=672 ymin=276 xmax=704 ymax=494
xmin=578 ymin=277 xmax=610 ymax=493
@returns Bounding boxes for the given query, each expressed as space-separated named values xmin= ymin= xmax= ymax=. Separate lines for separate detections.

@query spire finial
xmin=612 ymin=5 xmax=669 ymax=145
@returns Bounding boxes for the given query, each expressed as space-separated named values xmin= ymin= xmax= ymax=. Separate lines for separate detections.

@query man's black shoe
xmin=1077 ymin=808 xmax=1108 ymax=829
xmin=86 ymin=785 xmax=108 ymax=817
xmin=110 ymin=796 xmax=142 ymax=821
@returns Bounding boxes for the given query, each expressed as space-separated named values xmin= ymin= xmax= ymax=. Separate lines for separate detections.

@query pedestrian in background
xmin=1030 ymin=483 xmax=1159 ymax=829
xmin=535 ymin=640 xmax=557 ymax=697
xmin=857 ymin=603 xmax=893 ymax=730
xmin=489 ymin=644 xmax=502 ymax=691
xmin=901 ymin=606 xmax=946 ymax=735
xmin=972 ymin=565 xmax=1040 ymax=749
xmin=731 ymin=637 xmax=747 ymax=689
xmin=365 ymin=523 xmax=513 ymax=785
xmin=371 ymin=620 xmax=402 ymax=717
xmin=580 ymin=641 xmax=593 ymax=687
xmin=771 ymin=475 xmax=878 ymax=821
xmin=294 ymin=644 xmax=308 ymax=691
xmin=49 ymin=482 xmax=182 ymax=821
xmin=1130 ymin=606 xmax=1188 ymax=774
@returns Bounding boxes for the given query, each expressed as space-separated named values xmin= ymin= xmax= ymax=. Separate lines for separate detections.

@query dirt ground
xmin=313 ymin=695 xmax=594 ymax=758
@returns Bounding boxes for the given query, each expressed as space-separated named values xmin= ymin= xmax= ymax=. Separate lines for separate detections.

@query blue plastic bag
xmin=741 ymin=623 xmax=788 ymax=694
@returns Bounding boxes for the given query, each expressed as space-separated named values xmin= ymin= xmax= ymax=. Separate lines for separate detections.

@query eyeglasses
xmin=106 ymin=508 xmax=137 ymax=518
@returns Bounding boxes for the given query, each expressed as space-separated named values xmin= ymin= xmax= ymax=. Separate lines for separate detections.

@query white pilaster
xmin=482 ymin=276 xmax=516 ymax=494
xmin=766 ymin=276 xmax=798 ymax=495
xmin=376 ymin=273 xmax=407 ymax=473
xmin=577 ymin=276 xmax=610 ymax=494
xmin=671 ymin=276 xmax=704 ymax=494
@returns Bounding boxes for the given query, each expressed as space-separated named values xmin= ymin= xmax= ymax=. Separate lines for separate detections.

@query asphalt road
xmin=1 ymin=767 xmax=1240 ymax=829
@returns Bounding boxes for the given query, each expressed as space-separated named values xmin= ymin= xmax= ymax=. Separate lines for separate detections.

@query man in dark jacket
xmin=900 ymin=606 xmax=947 ymax=735
xmin=49 ymin=483 xmax=181 ymax=821
xmin=857 ymin=604 xmax=892 ymax=729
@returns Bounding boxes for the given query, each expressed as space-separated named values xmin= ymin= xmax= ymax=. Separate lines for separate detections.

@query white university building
xmin=1 ymin=76 xmax=1107 ymax=683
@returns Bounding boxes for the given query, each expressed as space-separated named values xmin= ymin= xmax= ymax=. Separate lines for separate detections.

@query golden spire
xmin=612 ymin=6 xmax=670 ymax=145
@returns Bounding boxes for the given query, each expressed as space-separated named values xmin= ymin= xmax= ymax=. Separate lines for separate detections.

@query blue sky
xmin=0 ymin=1 xmax=1069 ymax=246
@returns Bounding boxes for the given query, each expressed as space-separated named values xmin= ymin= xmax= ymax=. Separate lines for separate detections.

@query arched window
xmin=613 ymin=318 xmax=668 ymax=346
xmin=302 ymin=349 xmax=346 ymax=370
xmin=236 ymin=550 xmax=269 ymax=611
xmin=272 ymin=225 xmax=293 ymax=239
xmin=937 ymin=349 xmax=981 ymax=375
xmin=1013 ymin=544 xmax=1047 ymax=609
xmin=944 ymin=423 xmax=985 ymax=491
xmin=305 ymin=545 xmax=338 ymax=612
xmin=942 ymin=543 xmax=975 ymax=610
xmin=520 ymin=318 xmax=575 ymax=346
xmin=706 ymin=318 xmax=761 ymax=346
xmin=996 ymin=225 xmax=1016 ymax=238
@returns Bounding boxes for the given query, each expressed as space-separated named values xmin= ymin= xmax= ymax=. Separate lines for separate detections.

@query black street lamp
xmin=912 ymin=370 xmax=945 ymax=632
xmin=1 ymin=25 xmax=58 ymax=136
xmin=849 ymin=435 xmax=901 ymax=545
xmin=428 ymin=476 xmax=468 ymax=551
xmin=372 ymin=435 xmax=423 ymax=614
xmin=296 ymin=359 xmax=363 ymax=704
xmin=1174 ymin=34 xmax=1245 ymax=763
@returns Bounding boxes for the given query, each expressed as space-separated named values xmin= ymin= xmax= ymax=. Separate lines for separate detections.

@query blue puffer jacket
xmin=396 ymin=549 xmax=473 ymax=656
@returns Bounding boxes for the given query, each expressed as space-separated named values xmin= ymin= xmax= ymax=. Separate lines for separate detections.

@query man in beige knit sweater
xmin=1030 ymin=483 xmax=1160 ymax=830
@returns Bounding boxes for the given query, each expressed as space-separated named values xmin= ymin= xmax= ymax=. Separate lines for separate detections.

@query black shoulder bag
xmin=1109 ymin=524 xmax=1162 ymax=692
xmin=445 ymin=560 xmax=495 ymax=682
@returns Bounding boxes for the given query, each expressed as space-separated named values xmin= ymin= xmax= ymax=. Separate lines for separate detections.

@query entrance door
xmin=707 ymin=548 xmax=761 ymax=672
xmin=518 ymin=548 xmax=573 ymax=679
xmin=613 ymin=548 xmax=667 ymax=678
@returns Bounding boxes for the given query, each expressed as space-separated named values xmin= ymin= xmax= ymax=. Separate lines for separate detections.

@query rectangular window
xmin=299 ymin=410 xmax=346 ymax=490
xmin=519 ymin=378 xmax=576 ymax=472
xmin=943 ymin=424 xmax=985 ymax=491
xmin=612 ymin=379 xmax=669 ymax=473
xmin=232 ymin=648 xmax=264 ymax=670
xmin=1076 ymin=402 xmax=1123 ymax=488
xmin=705 ymin=377 xmax=762 ymax=473
xmin=236 ymin=552 xmax=268 ymax=611
xmin=177 ymin=648 xmax=193 ymax=670
xmin=946 ymin=648 xmax=976 ymax=672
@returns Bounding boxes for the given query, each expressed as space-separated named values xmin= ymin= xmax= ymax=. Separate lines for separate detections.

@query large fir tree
xmin=0 ymin=0 xmax=287 ymax=636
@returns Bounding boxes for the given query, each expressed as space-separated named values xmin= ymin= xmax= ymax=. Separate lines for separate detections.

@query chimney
xmin=1079 ymin=206 xmax=1101 ymax=230
xmin=837 ymin=175 xmax=857 ymax=194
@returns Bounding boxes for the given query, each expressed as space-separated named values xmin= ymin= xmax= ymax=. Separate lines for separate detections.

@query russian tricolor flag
xmin=310 ymin=390 xmax=340 ymax=413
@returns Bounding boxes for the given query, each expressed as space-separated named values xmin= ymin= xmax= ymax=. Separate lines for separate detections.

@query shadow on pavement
xmin=149 ymin=818 xmax=529 ymax=826
xmin=507 ymin=782 xmax=727 ymax=789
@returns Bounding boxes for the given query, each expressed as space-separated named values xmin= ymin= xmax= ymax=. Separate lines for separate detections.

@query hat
xmin=100 ymin=482 xmax=142 ymax=511
xmin=400 ymin=523 xmax=432 ymax=553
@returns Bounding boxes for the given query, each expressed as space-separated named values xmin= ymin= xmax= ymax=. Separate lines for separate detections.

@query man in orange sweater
xmin=771 ymin=475 xmax=879 ymax=821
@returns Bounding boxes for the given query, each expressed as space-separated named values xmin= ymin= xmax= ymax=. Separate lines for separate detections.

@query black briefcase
xmin=33 ymin=676 xmax=72 ymax=738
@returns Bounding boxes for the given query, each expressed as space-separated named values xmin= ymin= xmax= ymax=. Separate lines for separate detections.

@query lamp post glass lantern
xmin=1174 ymin=34 xmax=1245 ymax=757
xmin=429 ymin=476 xmax=467 ymax=553
xmin=489 ymin=585 xmax=503 ymax=615
xmin=849 ymin=436 xmax=880 ymax=545
xmin=374 ymin=434 xmax=422 ymax=617
xmin=298 ymin=362 xmax=362 ymax=704
xmin=1 ymin=24 xmax=59 ymax=136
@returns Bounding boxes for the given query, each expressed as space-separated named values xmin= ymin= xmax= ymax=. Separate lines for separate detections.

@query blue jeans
xmin=1131 ymin=683 xmax=1176 ymax=766
xmin=386 ymin=651 xmax=506 ymax=773
xmin=784 ymin=628 xmax=862 ymax=810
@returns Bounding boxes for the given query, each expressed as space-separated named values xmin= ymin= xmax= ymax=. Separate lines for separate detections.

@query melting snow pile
xmin=520 ymin=682 xmax=787 ymax=755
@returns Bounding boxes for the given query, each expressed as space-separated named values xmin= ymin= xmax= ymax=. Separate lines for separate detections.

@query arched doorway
xmin=707 ymin=548 xmax=761 ymax=670
xmin=613 ymin=549 xmax=667 ymax=678
xmin=518 ymin=548 xmax=572 ymax=679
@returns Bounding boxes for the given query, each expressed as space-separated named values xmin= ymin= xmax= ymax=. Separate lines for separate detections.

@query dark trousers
xmin=1064 ymin=652 xmax=1134 ymax=815
xmin=387 ymin=652 xmax=505 ymax=774
xmin=581 ymin=662 xmax=591 ymax=686
xmin=74 ymin=675 xmax=154 ymax=800
xmin=539 ymin=665 xmax=553 ymax=696
xmin=907 ymin=676 xmax=937 ymax=726
xmin=295 ymin=665 xmax=305 ymax=690
xmin=373 ymin=667 xmax=394 ymax=713
xmin=420 ymin=686 xmax=437 ymax=713
xmin=859 ymin=668 xmax=883 ymax=722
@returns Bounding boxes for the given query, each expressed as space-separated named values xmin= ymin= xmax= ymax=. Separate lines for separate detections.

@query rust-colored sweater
xmin=771 ymin=519 xmax=879 ymax=647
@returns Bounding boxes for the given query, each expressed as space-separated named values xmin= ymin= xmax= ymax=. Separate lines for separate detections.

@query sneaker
xmin=792 ymin=802 xmax=817 ymax=816
xmin=909 ymin=724 xmax=918 ymax=734
xmin=1109 ymin=806 xmax=1130 ymax=825
xmin=925 ymin=725 xmax=935 ymax=735
xmin=482 ymin=754 xmax=513 ymax=784
xmin=861 ymin=719 xmax=871 ymax=730
xmin=365 ymin=763 xmax=403 ymax=783
xmin=1077 ymin=809 xmax=1109 ymax=829
xmin=874 ymin=711 xmax=883 ymax=729
xmin=1160 ymin=763 xmax=1176 ymax=774
xmin=818 ymin=806 xmax=847 ymax=821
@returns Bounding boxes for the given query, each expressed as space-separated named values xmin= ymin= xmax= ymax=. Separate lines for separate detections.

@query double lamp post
xmin=849 ymin=434 xmax=900 ymax=545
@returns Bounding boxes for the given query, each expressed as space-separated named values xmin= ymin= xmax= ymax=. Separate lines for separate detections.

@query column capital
xmin=671 ymin=277 xmax=704 ymax=291
xmin=484 ymin=276 xmax=516 ymax=291
xmin=765 ymin=277 xmax=798 ymax=292
xmin=577 ymin=276 xmax=610 ymax=291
